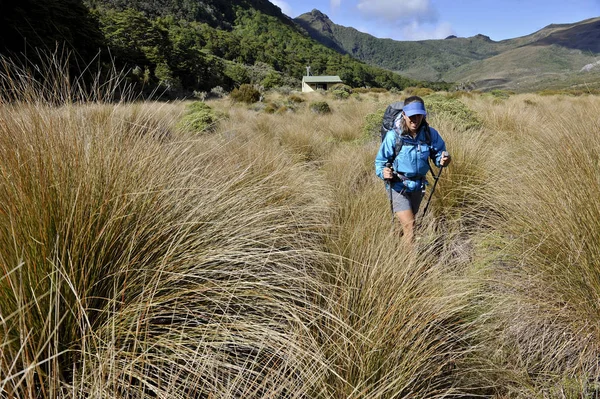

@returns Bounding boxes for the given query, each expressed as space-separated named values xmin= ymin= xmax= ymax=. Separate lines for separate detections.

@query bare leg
xmin=395 ymin=209 xmax=415 ymax=247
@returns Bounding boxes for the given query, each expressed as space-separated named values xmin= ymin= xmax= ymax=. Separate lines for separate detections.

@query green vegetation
xmin=230 ymin=83 xmax=261 ymax=103
xmin=362 ymin=107 xmax=386 ymax=138
xmin=295 ymin=10 xmax=600 ymax=93
xmin=3 ymin=0 xmax=600 ymax=96
xmin=295 ymin=10 xmax=503 ymax=81
xmin=425 ymin=94 xmax=484 ymax=131
xmin=309 ymin=100 xmax=331 ymax=114
xmin=2 ymin=0 xmax=454 ymax=98
xmin=177 ymin=101 xmax=226 ymax=133
xmin=329 ymin=84 xmax=352 ymax=99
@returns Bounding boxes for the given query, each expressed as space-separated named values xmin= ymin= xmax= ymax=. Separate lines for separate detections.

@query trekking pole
xmin=422 ymin=159 xmax=445 ymax=217
xmin=385 ymin=163 xmax=395 ymax=227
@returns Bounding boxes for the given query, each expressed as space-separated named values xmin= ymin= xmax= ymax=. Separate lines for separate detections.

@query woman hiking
xmin=375 ymin=96 xmax=451 ymax=245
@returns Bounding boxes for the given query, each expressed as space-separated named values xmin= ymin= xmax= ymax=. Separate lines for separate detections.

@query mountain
xmin=3 ymin=0 xmax=452 ymax=97
xmin=5 ymin=0 xmax=597 ymax=94
xmin=294 ymin=9 xmax=600 ymax=91
xmin=84 ymin=0 xmax=292 ymax=30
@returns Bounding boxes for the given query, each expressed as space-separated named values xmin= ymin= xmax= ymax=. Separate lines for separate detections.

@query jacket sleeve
xmin=428 ymin=127 xmax=447 ymax=167
xmin=375 ymin=130 xmax=396 ymax=180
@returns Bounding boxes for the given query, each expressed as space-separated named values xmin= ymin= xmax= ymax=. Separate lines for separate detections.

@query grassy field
xmin=1 ymin=65 xmax=600 ymax=398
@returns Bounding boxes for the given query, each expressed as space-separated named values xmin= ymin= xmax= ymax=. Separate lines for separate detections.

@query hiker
xmin=375 ymin=96 xmax=451 ymax=244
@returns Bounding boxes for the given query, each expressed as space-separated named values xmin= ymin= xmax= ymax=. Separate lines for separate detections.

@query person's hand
xmin=383 ymin=166 xmax=394 ymax=180
xmin=440 ymin=151 xmax=451 ymax=167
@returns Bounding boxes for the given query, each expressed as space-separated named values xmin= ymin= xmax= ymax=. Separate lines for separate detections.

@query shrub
xmin=330 ymin=85 xmax=352 ymax=100
xmin=177 ymin=101 xmax=226 ymax=133
xmin=425 ymin=94 xmax=483 ymax=131
xmin=331 ymin=89 xmax=350 ymax=100
xmin=193 ymin=90 xmax=208 ymax=101
xmin=288 ymin=94 xmax=305 ymax=103
xmin=362 ymin=107 xmax=386 ymax=138
xmin=230 ymin=84 xmax=261 ymax=103
xmin=210 ymin=86 xmax=227 ymax=98
xmin=330 ymin=84 xmax=352 ymax=93
xmin=264 ymin=102 xmax=278 ymax=114
xmin=261 ymin=71 xmax=283 ymax=89
xmin=309 ymin=101 xmax=331 ymax=114
xmin=187 ymin=101 xmax=212 ymax=113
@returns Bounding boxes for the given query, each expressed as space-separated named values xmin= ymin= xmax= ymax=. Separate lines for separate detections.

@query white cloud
xmin=356 ymin=0 xmax=438 ymax=24
xmin=270 ymin=0 xmax=293 ymax=16
xmin=401 ymin=21 xmax=455 ymax=40
xmin=331 ymin=0 xmax=342 ymax=11
xmin=354 ymin=0 xmax=454 ymax=41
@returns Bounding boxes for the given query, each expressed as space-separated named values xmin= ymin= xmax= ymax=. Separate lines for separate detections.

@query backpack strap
xmin=389 ymin=124 xmax=435 ymax=176
xmin=391 ymin=124 xmax=431 ymax=160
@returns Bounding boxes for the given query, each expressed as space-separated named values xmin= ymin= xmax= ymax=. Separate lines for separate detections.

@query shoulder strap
xmin=393 ymin=132 xmax=403 ymax=160
xmin=389 ymin=124 xmax=432 ymax=165
xmin=424 ymin=125 xmax=431 ymax=145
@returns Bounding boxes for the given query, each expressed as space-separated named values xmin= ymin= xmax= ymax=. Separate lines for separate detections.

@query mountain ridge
xmin=294 ymin=9 xmax=600 ymax=91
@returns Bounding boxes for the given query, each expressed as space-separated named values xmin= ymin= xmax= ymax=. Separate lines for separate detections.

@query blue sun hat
xmin=403 ymin=101 xmax=427 ymax=117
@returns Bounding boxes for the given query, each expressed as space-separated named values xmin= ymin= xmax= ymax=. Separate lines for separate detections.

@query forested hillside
xmin=294 ymin=9 xmax=507 ymax=81
xmin=0 ymin=0 xmax=452 ymax=97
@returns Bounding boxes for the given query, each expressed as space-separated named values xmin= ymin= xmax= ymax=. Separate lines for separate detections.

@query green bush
xmin=329 ymin=84 xmax=352 ymax=98
xmin=177 ymin=101 xmax=226 ymax=133
xmin=425 ymin=94 xmax=483 ymax=131
xmin=187 ymin=101 xmax=212 ymax=113
xmin=331 ymin=89 xmax=350 ymax=100
xmin=261 ymin=71 xmax=283 ymax=89
xmin=362 ymin=107 xmax=386 ymax=138
xmin=230 ymin=84 xmax=261 ymax=104
xmin=309 ymin=101 xmax=331 ymax=114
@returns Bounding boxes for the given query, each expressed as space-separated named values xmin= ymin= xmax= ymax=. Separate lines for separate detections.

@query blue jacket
xmin=375 ymin=125 xmax=447 ymax=192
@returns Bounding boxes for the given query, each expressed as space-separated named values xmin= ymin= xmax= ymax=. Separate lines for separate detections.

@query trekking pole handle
xmin=440 ymin=151 xmax=450 ymax=166
xmin=384 ymin=162 xmax=393 ymax=180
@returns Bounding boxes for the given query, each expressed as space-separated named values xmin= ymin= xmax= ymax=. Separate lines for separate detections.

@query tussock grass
xmin=318 ymin=110 xmax=480 ymax=398
xmin=0 ymin=77 xmax=336 ymax=397
xmin=4 ymin=61 xmax=600 ymax=399
xmin=467 ymin=94 xmax=600 ymax=397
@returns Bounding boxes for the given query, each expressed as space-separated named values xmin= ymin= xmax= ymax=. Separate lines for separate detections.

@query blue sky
xmin=269 ymin=0 xmax=600 ymax=41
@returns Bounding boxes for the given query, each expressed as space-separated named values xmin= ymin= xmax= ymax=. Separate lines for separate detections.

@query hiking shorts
xmin=390 ymin=187 xmax=423 ymax=215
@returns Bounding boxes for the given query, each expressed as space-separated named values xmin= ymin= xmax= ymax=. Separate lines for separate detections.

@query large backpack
xmin=380 ymin=102 xmax=431 ymax=163
xmin=380 ymin=101 xmax=404 ymax=142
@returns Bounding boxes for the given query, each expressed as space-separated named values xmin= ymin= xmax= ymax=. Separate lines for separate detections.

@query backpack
xmin=380 ymin=101 xmax=404 ymax=142
xmin=380 ymin=102 xmax=431 ymax=163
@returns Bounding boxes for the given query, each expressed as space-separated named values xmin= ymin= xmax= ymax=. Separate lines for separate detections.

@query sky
xmin=269 ymin=0 xmax=600 ymax=41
